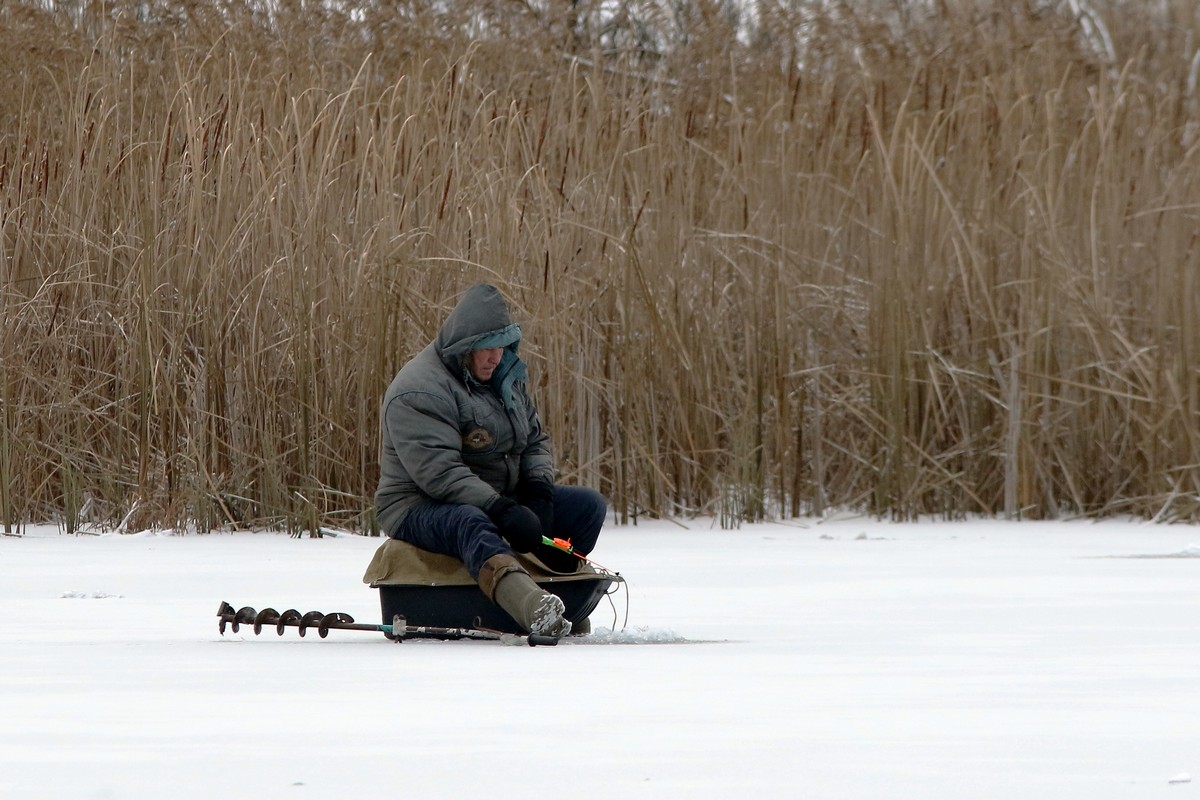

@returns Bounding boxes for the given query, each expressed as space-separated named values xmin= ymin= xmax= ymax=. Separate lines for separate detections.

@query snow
xmin=2 ymin=516 xmax=1198 ymax=799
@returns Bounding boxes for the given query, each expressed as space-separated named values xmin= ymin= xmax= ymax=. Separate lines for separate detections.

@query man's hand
xmin=486 ymin=496 xmax=542 ymax=553
xmin=516 ymin=477 xmax=555 ymax=538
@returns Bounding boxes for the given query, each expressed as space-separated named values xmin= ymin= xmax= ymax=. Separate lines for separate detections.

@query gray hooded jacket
xmin=374 ymin=284 xmax=554 ymax=536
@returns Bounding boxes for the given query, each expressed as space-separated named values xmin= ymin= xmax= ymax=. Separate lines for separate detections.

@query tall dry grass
xmin=1 ymin=0 xmax=1197 ymax=533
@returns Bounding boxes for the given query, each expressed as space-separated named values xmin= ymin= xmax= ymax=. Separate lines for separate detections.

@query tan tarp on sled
xmin=362 ymin=538 xmax=601 ymax=587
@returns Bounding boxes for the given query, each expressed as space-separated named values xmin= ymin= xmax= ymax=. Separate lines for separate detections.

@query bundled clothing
xmin=376 ymin=284 xmax=552 ymax=536
xmin=374 ymin=284 xmax=604 ymax=582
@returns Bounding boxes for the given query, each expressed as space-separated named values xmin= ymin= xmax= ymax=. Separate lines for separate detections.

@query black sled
xmin=362 ymin=538 xmax=619 ymax=635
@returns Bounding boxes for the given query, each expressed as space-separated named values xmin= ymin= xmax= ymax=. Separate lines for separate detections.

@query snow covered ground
xmin=2 ymin=516 xmax=1198 ymax=799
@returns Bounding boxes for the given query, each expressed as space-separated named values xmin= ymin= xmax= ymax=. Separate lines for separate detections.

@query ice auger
xmin=216 ymin=601 xmax=560 ymax=646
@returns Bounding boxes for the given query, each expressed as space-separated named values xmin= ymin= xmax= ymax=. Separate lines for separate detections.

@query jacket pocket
xmin=460 ymin=403 xmax=501 ymax=456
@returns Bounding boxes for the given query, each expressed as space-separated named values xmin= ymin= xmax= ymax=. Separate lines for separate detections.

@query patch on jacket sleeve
xmin=463 ymin=427 xmax=494 ymax=450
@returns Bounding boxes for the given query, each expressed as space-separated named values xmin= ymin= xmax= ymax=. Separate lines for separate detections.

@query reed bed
xmin=1 ymin=0 xmax=1197 ymax=533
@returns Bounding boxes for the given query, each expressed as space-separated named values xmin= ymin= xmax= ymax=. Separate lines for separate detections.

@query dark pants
xmin=393 ymin=486 xmax=607 ymax=579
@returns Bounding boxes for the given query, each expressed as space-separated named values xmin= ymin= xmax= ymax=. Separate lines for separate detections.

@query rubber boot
xmin=478 ymin=554 xmax=572 ymax=637
xmin=493 ymin=572 xmax=572 ymax=637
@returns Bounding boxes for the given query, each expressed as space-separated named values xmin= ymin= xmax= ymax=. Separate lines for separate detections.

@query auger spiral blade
xmin=276 ymin=609 xmax=301 ymax=636
xmin=252 ymin=608 xmax=280 ymax=635
xmin=297 ymin=610 xmax=325 ymax=637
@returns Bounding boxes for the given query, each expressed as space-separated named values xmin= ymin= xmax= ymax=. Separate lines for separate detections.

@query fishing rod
xmin=541 ymin=536 xmax=618 ymax=575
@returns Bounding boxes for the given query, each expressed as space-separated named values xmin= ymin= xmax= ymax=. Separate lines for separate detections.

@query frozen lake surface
xmin=2 ymin=516 xmax=1197 ymax=799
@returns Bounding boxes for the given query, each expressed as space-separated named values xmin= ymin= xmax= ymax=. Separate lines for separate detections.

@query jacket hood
xmin=435 ymin=284 xmax=526 ymax=412
xmin=436 ymin=284 xmax=521 ymax=365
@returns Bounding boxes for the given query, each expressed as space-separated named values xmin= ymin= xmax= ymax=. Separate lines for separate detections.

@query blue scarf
xmin=489 ymin=349 xmax=527 ymax=415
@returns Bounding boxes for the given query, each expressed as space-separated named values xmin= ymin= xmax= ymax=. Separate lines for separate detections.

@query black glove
xmin=516 ymin=477 xmax=555 ymax=539
xmin=485 ymin=496 xmax=543 ymax=553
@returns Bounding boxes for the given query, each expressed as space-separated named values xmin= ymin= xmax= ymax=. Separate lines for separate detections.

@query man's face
xmin=468 ymin=347 xmax=503 ymax=381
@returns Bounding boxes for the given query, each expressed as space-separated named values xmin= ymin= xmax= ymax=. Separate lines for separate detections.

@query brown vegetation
xmin=2 ymin=0 xmax=1198 ymax=533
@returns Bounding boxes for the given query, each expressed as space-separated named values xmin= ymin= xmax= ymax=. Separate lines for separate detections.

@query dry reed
xmin=1 ymin=0 xmax=1198 ymax=533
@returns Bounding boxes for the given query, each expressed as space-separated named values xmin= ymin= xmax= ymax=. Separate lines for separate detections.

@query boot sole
xmin=530 ymin=593 xmax=571 ymax=637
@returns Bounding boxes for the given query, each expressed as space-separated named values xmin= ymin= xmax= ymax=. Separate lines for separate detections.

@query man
xmin=375 ymin=283 xmax=606 ymax=637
